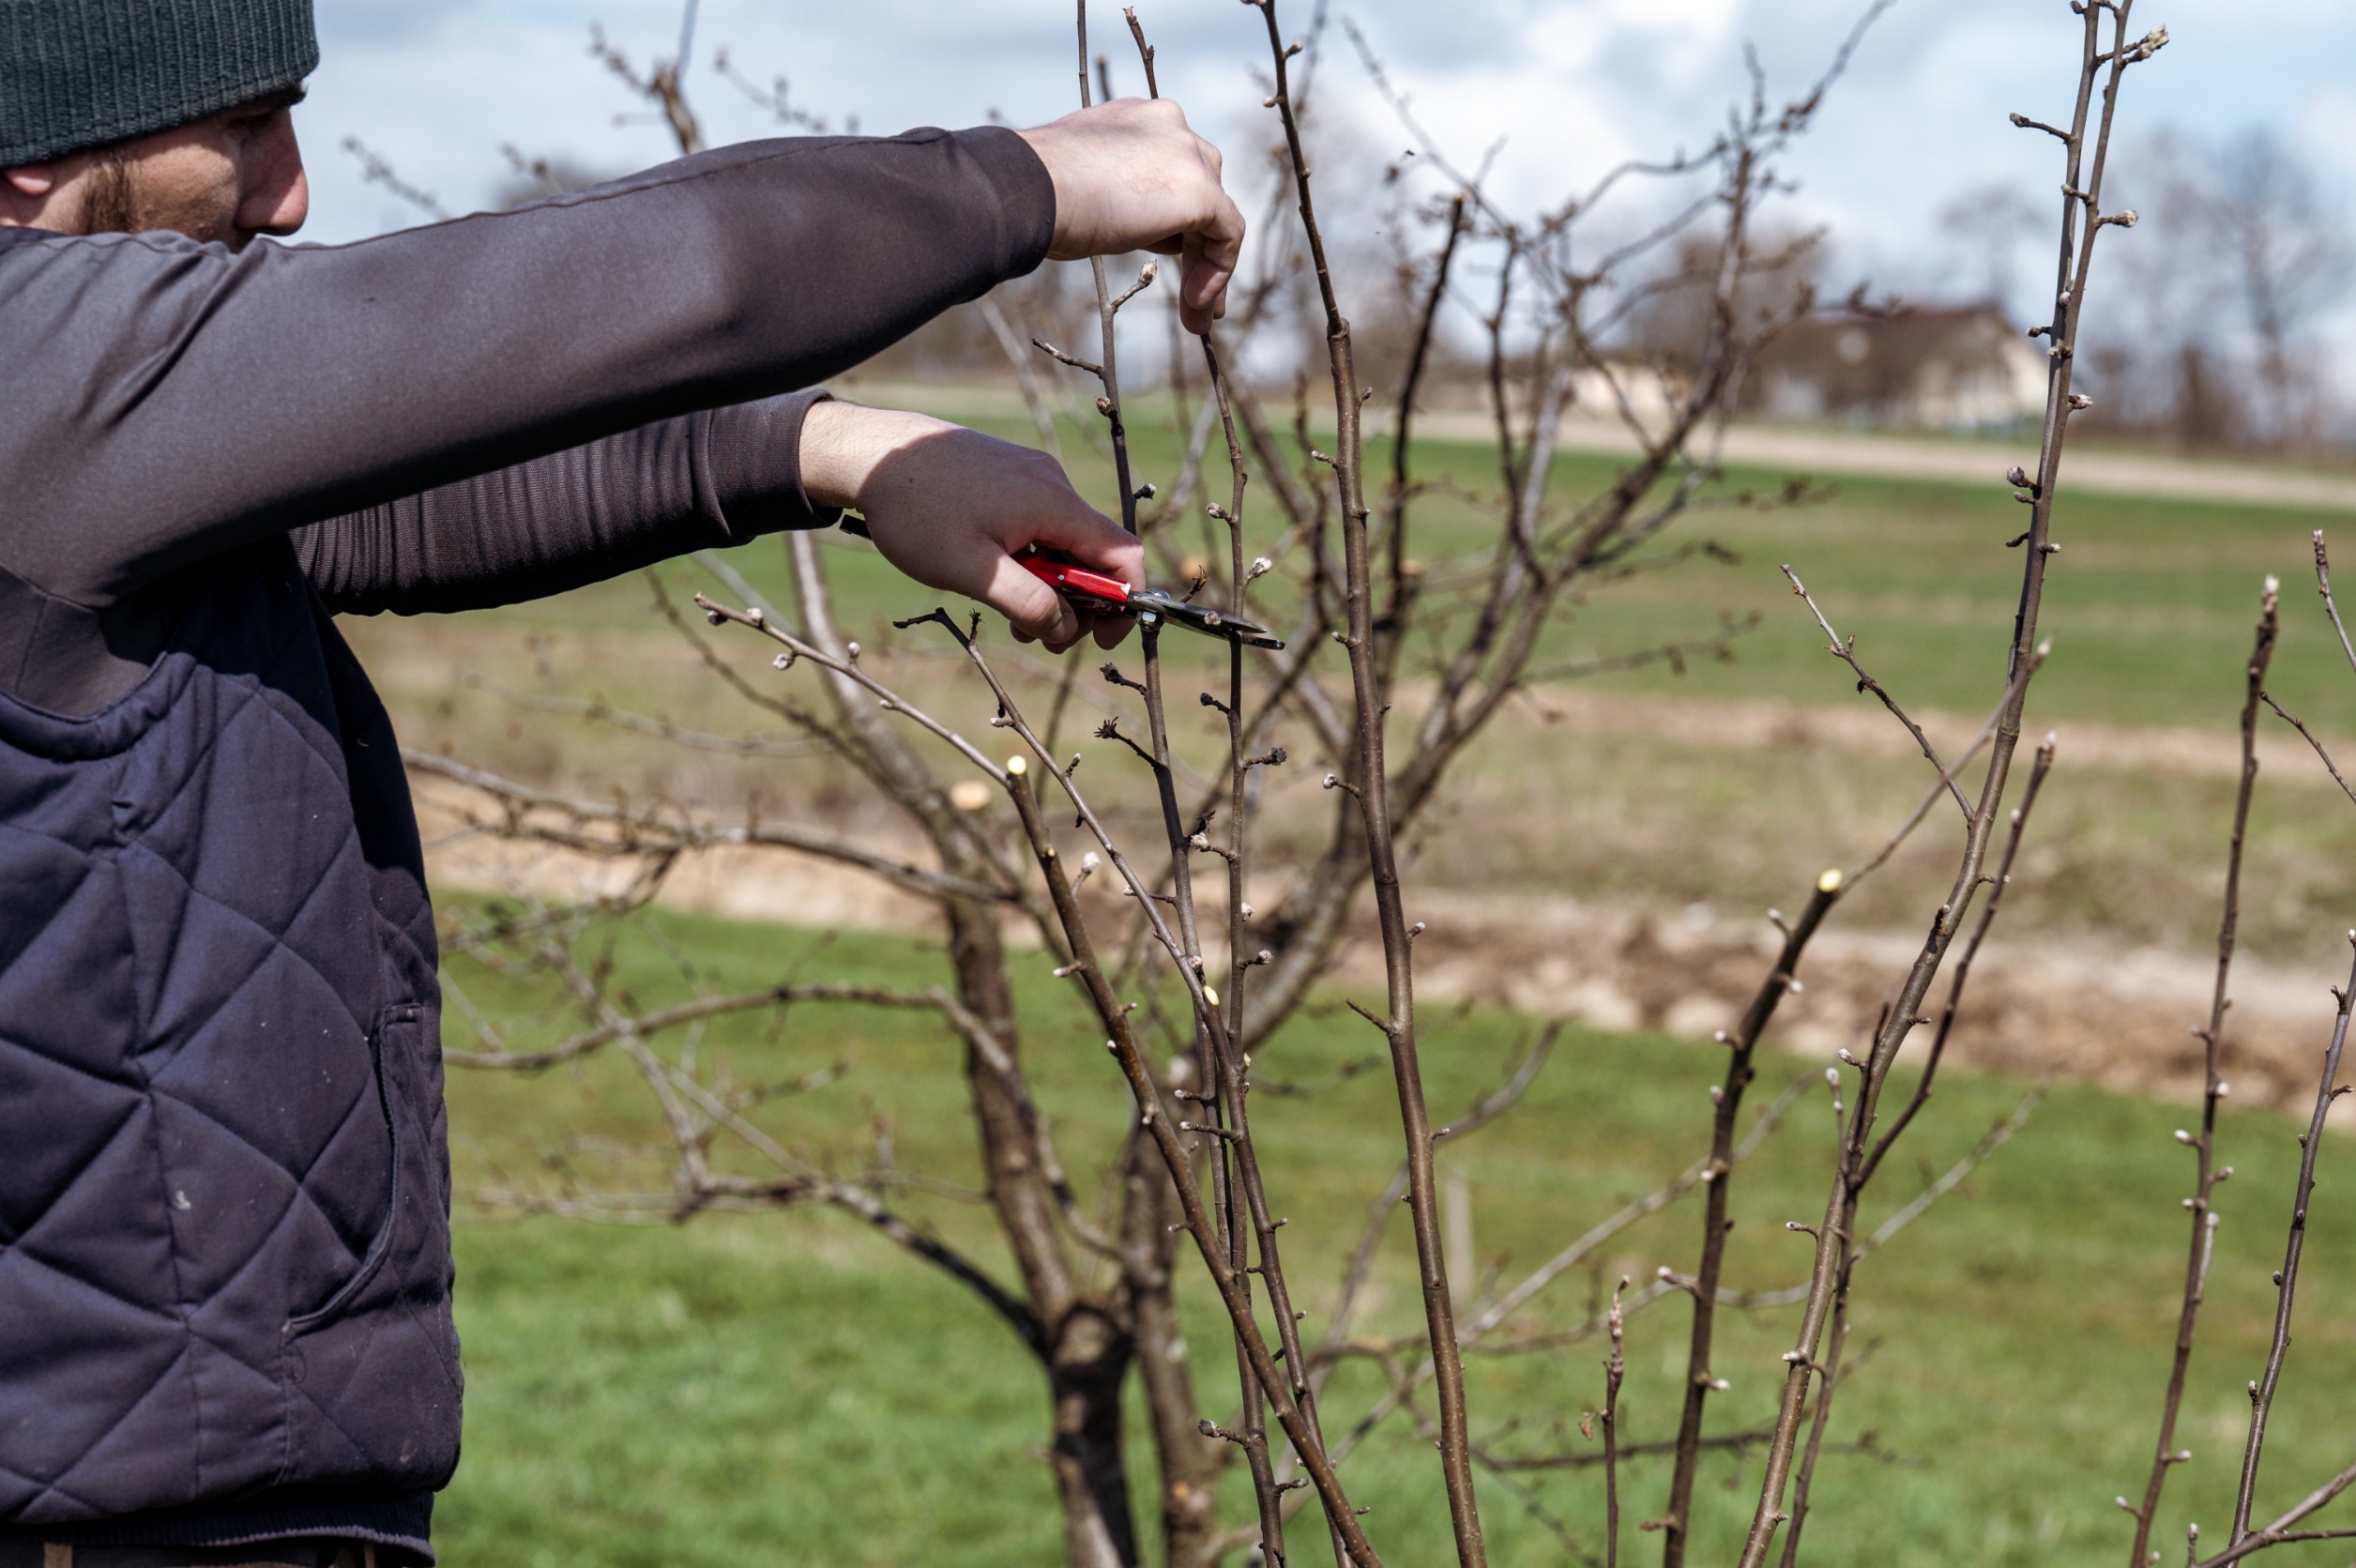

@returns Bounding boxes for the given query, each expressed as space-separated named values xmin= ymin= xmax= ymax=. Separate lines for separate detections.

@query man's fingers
xmin=1018 ymin=98 xmax=1245 ymax=305
xmin=1025 ymin=505 xmax=1145 ymax=584
xmin=1180 ymin=241 xmax=1232 ymax=332
xmin=1178 ymin=178 xmax=1243 ymax=332
xmin=987 ymin=555 xmax=1080 ymax=646
xmin=1180 ymin=239 xmax=1227 ymax=333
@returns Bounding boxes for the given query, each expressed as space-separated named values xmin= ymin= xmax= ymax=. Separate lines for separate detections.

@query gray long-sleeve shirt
xmin=0 ymin=125 xmax=1056 ymax=715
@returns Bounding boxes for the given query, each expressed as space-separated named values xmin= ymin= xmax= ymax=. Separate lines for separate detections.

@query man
xmin=0 ymin=1 xmax=1245 ymax=1562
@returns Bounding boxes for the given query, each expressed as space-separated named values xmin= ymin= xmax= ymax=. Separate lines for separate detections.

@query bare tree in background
xmin=2198 ymin=131 xmax=2350 ymax=447
xmin=2087 ymin=126 xmax=2349 ymax=451
xmin=1938 ymin=180 xmax=2045 ymax=313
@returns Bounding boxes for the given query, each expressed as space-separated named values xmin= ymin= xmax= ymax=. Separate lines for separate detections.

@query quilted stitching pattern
xmin=0 ymin=542 xmax=459 ymax=1525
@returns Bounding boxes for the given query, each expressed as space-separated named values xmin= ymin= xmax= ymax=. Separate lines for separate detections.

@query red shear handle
xmin=1019 ymin=554 xmax=1133 ymax=608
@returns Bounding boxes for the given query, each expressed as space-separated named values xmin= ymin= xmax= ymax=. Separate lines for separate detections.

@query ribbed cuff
xmin=705 ymin=389 xmax=844 ymax=537
xmin=952 ymin=124 xmax=1058 ymax=282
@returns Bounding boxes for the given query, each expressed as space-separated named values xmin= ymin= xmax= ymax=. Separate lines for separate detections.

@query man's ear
xmin=1 ymin=163 xmax=61 ymax=227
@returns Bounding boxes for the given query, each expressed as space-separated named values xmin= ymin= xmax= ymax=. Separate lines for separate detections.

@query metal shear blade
xmin=1129 ymin=588 xmax=1285 ymax=649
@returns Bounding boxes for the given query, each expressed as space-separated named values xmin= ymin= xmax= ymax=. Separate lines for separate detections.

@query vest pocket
xmin=279 ymin=1000 xmax=462 ymax=1491
xmin=285 ymin=1002 xmax=404 ymax=1332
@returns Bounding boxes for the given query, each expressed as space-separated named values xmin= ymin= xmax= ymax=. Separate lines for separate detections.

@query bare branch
xmin=2260 ymin=693 xmax=2356 ymax=809
xmin=1604 ymin=1278 xmax=1627 ymax=1568
xmin=2129 ymin=580 xmax=2280 ymax=1567
xmin=402 ymin=747 xmax=1012 ymax=906
xmin=2315 ymin=531 xmax=2356 ymax=679
xmin=1848 ymin=643 xmax=2047 ymax=885
xmin=1326 ymin=1028 xmax=1559 ymax=1350
xmin=2227 ymin=939 xmax=2356 ymax=1544
xmin=2193 ymin=1460 xmax=2356 ymax=1568
xmin=445 ymin=980 xmax=935 ymax=1071
xmin=1249 ymin=3 xmax=1486 ymax=1555
xmin=1783 ymin=565 xmax=1968 ymax=819
xmin=341 ymin=136 xmax=448 ymax=221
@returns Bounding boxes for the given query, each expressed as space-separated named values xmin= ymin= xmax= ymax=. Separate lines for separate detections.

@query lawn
xmin=429 ymin=907 xmax=2356 ymax=1568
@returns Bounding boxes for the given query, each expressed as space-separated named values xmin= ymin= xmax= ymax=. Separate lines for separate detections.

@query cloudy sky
xmin=300 ymin=0 xmax=2352 ymax=319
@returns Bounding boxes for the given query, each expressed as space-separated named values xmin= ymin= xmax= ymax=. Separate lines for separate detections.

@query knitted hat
xmin=1 ymin=0 xmax=317 ymax=167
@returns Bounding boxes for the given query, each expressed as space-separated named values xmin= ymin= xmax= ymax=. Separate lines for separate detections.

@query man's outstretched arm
xmin=297 ymin=393 xmax=1144 ymax=651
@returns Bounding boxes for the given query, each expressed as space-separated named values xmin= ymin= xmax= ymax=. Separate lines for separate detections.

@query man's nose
xmin=237 ymin=114 xmax=309 ymax=238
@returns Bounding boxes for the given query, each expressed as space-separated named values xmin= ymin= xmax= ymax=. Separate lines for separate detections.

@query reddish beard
xmin=69 ymin=153 xmax=140 ymax=235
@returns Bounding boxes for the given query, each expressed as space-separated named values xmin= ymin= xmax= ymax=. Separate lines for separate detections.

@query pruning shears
xmin=1019 ymin=550 xmax=1285 ymax=650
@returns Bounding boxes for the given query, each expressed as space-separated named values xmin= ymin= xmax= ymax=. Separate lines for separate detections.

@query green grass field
xmin=429 ymin=908 xmax=2356 ymax=1567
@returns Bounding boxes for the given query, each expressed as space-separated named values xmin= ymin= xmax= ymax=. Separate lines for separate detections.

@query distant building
xmin=1568 ymin=363 xmax=1684 ymax=427
xmin=1751 ymin=304 xmax=2047 ymax=432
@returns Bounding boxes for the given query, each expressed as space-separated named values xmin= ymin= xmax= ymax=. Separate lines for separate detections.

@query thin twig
xmin=445 ymin=980 xmax=935 ymax=1071
xmin=1604 ymin=1278 xmax=1628 ymax=1568
xmin=1662 ymin=871 xmax=1847 ymax=1556
xmin=1847 ymin=644 xmax=2047 ymax=886
xmin=2227 ymin=940 xmax=2356 ymax=1545
xmin=2193 ymin=1461 xmax=2356 ymax=1568
xmin=2314 ymin=531 xmax=2356 ymax=680
xmin=1783 ymin=565 xmax=1968 ymax=819
xmin=1861 ymin=737 xmax=2059 ymax=1189
xmin=2128 ymin=580 xmax=2280 ymax=1567
xmin=2260 ymin=693 xmax=2356 ymax=809
xmin=400 ymin=748 xmax=1014 ymax=906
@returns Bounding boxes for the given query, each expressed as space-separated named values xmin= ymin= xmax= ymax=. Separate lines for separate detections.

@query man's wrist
xmin=798 ymin=400 xmax=958 ymax=512
xmin=1012 ymin=125 xmax=1076 ymax=259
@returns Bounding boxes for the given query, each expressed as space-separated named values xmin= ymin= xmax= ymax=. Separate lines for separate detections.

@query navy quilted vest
xmin=0 ymin=540 xmax=460 ymax=1525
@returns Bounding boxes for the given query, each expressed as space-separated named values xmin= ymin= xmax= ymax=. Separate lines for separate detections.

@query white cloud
xmin=2303 ymin=85 xmax=2356 ymax=176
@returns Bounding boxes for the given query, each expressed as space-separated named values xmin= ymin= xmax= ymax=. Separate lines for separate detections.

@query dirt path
xmin=1532 ymin=418 xmax=2356 ymax=515
xmin=1389 ymin=887 xmax=2341 ymax=1112
xmin=416 ymin=756 xmax=2348 ymax=1113
xmin=1502 ymin=684 xmax=2334 ymax=782
xmin=845 ymin=376 xmax=2356 ymax=514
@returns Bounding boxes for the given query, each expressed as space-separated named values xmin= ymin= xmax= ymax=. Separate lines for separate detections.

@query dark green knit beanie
xmin=2 ymin=0 xmax=317 ymax=167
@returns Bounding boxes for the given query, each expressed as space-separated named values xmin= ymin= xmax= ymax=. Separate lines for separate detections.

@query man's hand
xmin=1018 ymin=99 xmax=1244 ymax=334
xmin=799 ymin=401 xmax=1143 ymax=652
